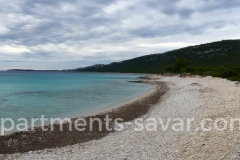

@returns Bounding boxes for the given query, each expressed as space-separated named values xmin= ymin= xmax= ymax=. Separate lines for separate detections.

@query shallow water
xmin=0 ymin=71 xmax=154 ymax=133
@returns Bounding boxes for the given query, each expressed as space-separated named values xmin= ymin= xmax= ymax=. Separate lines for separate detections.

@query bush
xmin=176 ymin=58 xmax=191 ymax=68
xmin=221 ymin=70 xmax=238 ymax=78
xmin=163 ymin=58 xmax=240 ymax=82
xmin=164 ymin=58 xmax=191 ymax=73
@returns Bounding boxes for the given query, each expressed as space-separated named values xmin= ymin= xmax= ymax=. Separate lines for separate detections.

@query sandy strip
xmin=1 ymin=75 xmax=240 ymax=159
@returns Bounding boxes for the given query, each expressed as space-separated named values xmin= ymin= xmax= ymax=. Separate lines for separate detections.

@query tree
xmin=164 ymin=58 xmax=191 ymax=73
xmin=176 ymin=58 xmax=191 ymax=68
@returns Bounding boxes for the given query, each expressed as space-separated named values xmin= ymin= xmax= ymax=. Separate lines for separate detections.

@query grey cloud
xmin=128 ymin=21 xmax=226 ymax=38
xmin=200 ymin=0 xmax=240 ymax=11
xmin=143 ymin=0 xmax=194 ymax=17
xmin=0 ymin=0 xmax=240 ymax=69
xmin=140 ymin=0 xmax=240 ymax=19
xmin=1 ymin=0 xmax=121 ymax=46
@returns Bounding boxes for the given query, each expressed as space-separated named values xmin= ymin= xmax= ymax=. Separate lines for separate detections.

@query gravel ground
xmin=1 ymin=75 xmax=240 ymax=160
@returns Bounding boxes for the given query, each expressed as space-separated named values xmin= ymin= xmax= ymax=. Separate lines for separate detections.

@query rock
xmin=235 ymin=82 xmax=239 ymax=87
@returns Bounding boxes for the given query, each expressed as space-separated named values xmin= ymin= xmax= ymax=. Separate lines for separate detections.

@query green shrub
xmin=176 ymin=58 xmax=191 ymax=69
xmin=163 ymin=58 xmax=240 ymax=82
xmin=221 ymin=70 xmax=238 ymax=78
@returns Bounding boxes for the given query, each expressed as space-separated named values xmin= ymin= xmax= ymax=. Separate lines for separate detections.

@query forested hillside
xmin=76 ymin=40 xmax=240 ymax=73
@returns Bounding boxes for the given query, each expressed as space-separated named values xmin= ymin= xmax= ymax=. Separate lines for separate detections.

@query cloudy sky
xmin=0 ymin=0 xmax=240 ymax=70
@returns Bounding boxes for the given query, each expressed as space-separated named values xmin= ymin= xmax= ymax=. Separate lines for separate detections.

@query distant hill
xmin=75 ymin=39 xmax=240 ymax=73
xmin=7 ymin=69 xmax=62 ymax=72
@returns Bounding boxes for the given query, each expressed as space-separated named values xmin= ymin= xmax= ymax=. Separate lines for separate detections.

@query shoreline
xmin=2 ymin=81 xmax=156 ymax=136
xmin=0 ymin=80 xmax=168 ymax=154
xmin=87 ymin=81 xmax=156 ymax=118
xmin=3 ymin=75 xmax=240 ymax=159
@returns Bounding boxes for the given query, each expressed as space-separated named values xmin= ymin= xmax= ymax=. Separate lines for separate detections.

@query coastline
xmin=87 ymin=81 xmax=156 ymax=118
xmin=0 ymin=72 xmax=155 ymax=135
xmin=0 ymin=80 xmax=168 ymax=154
xmin=3 ymin=75 xmax=240 ymax=159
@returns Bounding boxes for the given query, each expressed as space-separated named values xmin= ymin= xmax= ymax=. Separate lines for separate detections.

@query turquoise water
xmin=0 ymin=71 xmax=154 ymax=133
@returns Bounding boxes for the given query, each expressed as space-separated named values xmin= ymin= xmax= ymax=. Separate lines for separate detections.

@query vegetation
xmin=164 ymin=58 xmax=240 ymax=81
xmin=76 ymin=39 xmax=240 ymax=81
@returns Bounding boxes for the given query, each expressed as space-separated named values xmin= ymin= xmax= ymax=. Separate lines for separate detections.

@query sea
xmin=0 ymin=71 xmax=154 ymax=134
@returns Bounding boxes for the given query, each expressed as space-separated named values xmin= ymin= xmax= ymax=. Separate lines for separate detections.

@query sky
xmin=0 ymin=0 xmax=240 ymax=70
